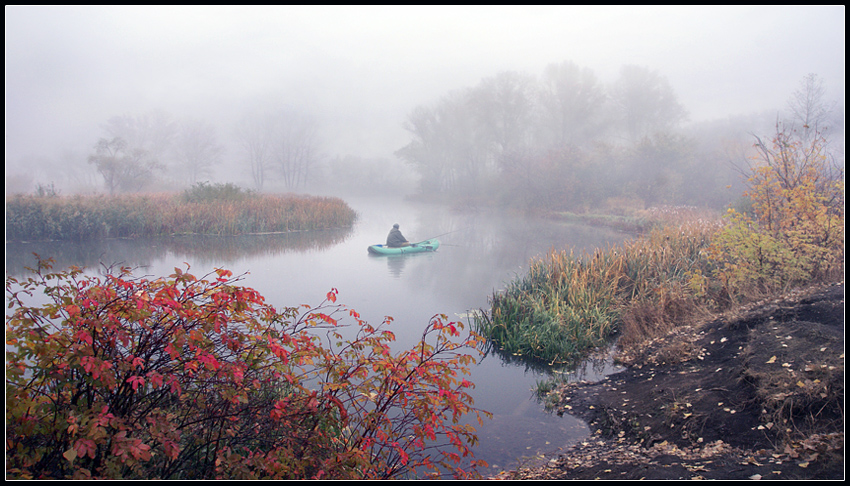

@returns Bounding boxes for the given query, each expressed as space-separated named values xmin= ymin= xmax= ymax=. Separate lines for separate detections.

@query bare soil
xmin=492 ymin=282 xmax=844 ymax=480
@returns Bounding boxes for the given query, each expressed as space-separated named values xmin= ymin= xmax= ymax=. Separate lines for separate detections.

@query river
xmin=5 ymin=195 xmax=629 ymax=476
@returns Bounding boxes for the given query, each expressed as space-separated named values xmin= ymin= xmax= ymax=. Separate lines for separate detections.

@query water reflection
xmin=5 ymin=227 xmax=354 ymax=275
xmin=482 ymin=339 xmax=624 ymax=380
xmin=368 ymin=251 xmax=441 ymax=279
xmin=385 ymin=255 xmax=404 ymax=277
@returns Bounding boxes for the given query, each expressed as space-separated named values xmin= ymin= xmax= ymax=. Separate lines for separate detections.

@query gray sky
xmin=5 ymin=5 xmax=845 ymax=176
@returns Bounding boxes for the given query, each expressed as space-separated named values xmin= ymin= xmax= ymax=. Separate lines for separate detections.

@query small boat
xmin=367 ymin=238 xmax=440 ymax=255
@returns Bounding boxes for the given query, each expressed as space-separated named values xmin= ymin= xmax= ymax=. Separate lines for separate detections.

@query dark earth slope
xmin=494 ymin=282 xmax=844 ymax=480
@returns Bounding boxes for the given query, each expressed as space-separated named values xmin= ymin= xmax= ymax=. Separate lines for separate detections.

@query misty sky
xmin=5 ymin=5 xmax=845 ymax=179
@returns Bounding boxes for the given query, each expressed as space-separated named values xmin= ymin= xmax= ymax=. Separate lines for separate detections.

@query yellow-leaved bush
xmin=707 ymin=124 xmax=844 ymax=299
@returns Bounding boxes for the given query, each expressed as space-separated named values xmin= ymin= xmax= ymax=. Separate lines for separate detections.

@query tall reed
xmin=474 ymin=217 xmax=722 ymax=367
xmin=5 ymin=192 xmax=358 ymax=241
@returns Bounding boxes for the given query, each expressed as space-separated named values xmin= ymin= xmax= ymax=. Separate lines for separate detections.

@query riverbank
xmin=494 ymin=282 xmax=844 ymax=480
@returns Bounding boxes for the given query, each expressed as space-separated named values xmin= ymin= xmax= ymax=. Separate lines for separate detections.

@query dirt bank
xmin=493 ymin=282 xmax=844 ymax=480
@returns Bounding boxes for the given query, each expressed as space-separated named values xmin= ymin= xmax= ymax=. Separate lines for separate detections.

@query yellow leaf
xmin=766 ymin=356 xmax=777 ymax=364
xmin=63 ymin=448 xmax=77 ymax=463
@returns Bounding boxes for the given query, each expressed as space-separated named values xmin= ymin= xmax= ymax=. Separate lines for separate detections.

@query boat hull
xmin=367 ymin=239 xmax=440 ymax=255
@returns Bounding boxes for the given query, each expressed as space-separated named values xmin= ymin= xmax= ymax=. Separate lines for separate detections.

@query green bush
xmin=182 ymin=182 xmax=256 ymax=203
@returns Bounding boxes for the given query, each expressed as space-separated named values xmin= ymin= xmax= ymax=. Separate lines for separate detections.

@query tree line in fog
xmin=82 ymin=108 xmax=323 ymax=195
xmin=396 ymin=65 xmax=843 ymax=211
xmin=15 ymin=65 xmax=843 ymax=212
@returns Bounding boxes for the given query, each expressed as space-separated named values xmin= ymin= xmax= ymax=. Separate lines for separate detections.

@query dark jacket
xmin=386 ymin=227 xmax=409 ymax=247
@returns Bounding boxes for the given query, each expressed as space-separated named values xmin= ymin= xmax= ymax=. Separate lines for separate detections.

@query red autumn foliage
xmin=6 ymin=258 xmax=490 ymax=479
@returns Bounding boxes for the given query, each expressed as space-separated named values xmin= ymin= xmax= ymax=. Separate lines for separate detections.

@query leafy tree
xmin=537 ymin=61 xmax=607 ymax=147
xmin=6 ymin=260 xmax=489 ymax=480
xmin=439 ymin=89 xmax=495 ymax=192
xmin=610 ymin=65 xmax=688 ymax=140
xmin=396 ymin=93 xmax=481 ymax=193
xmin=398 ymin=73 xmax=538 ymax=195
xmin=470 ymin=71 xmax=537 ymax=162
xmin=87 ymin=137 xmax=162 ymax=194
xmin=624 ymin=132 xmax=693 ymax=208
xmin=396 ymin=104 xmax=439 ymax=191
xmin=102 ymin=111 xmax=176 ymax=167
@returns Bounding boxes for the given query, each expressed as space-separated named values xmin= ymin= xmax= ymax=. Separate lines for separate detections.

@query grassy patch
xmin=474 ymin=215 xmax=723 ymax=367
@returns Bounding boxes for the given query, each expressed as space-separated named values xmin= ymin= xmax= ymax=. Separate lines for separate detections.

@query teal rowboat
xmin=367 ymin=239 xmax=440 ymax=255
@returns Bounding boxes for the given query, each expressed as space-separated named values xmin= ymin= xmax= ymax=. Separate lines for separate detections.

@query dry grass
xmin=476 ymin=209 xmax=725 ymax=367
xmin=5 ymin=192 xmax=358 ymax=241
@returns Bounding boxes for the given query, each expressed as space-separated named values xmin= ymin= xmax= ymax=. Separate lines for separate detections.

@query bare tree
xmin=749 ymin=121 xmax=843 ymax=225
xmin=234 ymin=114 xmax=275 ymax=192
xmin=270 ymin=110 xmax=320 ymax=190
xmin=174 ymin=119 xmax=224 ymax=185
xmin=235 ymin=109 xmax=321 ymax=191
xmin=786 ymin=73 xmax=836 ymax=143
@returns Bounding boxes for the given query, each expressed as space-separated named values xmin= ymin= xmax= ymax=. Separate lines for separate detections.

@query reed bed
xmin=5 ymin=192 xmax=358 ymax=241
xmin=481 ymin=199 xmax=844 ymax=368
xmin=474 ymin=216 xmax=723 ymax=367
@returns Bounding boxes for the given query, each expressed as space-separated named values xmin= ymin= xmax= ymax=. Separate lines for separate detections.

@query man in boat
xmin=386 ymin=223 xmax=410 ymax=248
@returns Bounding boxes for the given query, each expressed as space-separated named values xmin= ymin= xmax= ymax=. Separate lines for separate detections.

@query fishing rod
xmin=410 ymin=230 xmax=459 ymax=248
xmin=421 ymin=229 xmax=460 ymax=241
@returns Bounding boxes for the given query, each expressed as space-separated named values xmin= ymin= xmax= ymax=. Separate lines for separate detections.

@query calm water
xmin=5 ymin=195 xmax=628 ymax=474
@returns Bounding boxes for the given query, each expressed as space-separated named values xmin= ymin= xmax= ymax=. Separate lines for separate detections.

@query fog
xmin=5 ymin=5 xmax=845 ymax=196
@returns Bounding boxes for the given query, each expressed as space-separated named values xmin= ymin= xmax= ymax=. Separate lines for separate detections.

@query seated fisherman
xmin=386 ymin=223 xmax=410 ymax=247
